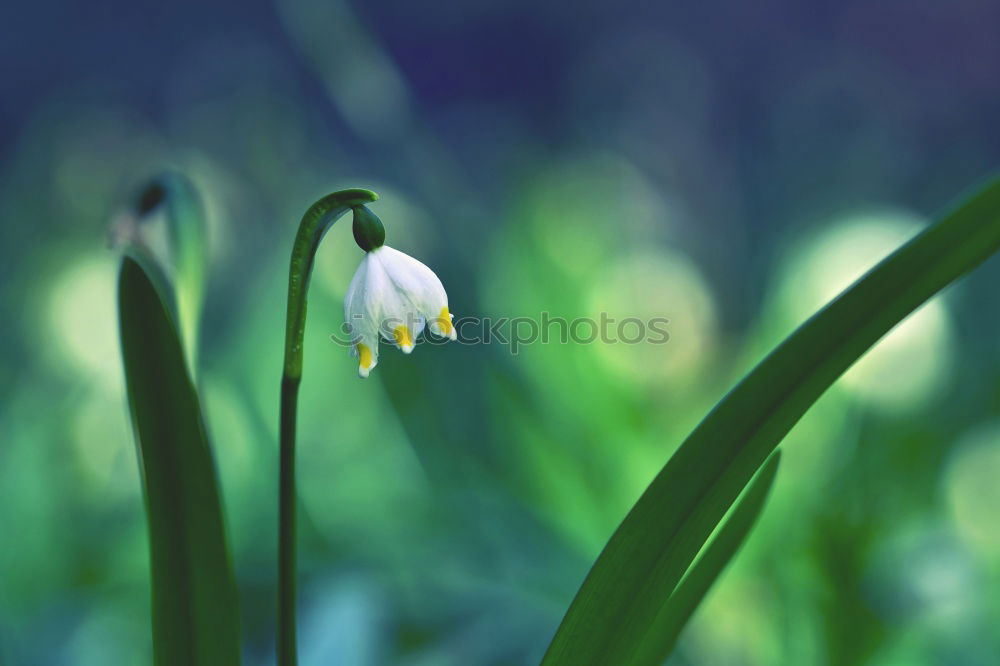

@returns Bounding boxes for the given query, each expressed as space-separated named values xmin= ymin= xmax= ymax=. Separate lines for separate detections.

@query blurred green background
xmin=2 ymin=0 xmax=1000 ymax=664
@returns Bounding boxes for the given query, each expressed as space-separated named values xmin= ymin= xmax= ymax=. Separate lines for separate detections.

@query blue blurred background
xmin=2 ymin=0 xmax=1000 ymax=663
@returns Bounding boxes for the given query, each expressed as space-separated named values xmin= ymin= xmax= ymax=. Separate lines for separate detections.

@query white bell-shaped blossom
xmin=344 ymin=245 xmax=456 ymax=377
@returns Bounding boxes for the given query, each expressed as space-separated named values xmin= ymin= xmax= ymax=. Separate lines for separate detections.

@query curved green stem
xmin=278 ymin=188 xmax=378 ymax=666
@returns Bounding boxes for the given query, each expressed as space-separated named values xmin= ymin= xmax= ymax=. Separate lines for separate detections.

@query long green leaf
xmin=119 ymin=256 xmax=240 ymax=665
xmin=542 ymin=175 xmax=1000 ymax=665
xmin=636 ymin=452 xmax=780 ymax=664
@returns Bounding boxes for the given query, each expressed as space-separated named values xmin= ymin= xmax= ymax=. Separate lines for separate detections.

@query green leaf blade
xmin=636 ymin=452 xmax=781 ymax=664
xmin=119 ymin=256 xmax=241 ymax=666
xmin=542 ymin=176 xmax=1000 ymax=665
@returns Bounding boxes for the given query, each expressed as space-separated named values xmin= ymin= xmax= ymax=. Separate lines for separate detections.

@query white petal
xmin=344 ymin=255 xmax=369 ymax=330
xmin=342 ymin=244 xmax=456 ymax=376
xmin=363 ymin=248 xmax=422 ymax=349
xmin=344 ymin=257 xmax=383 ymax=377
xmin=376 ymin=245 xmax=454 ymax=340
xmin=344 ymin=254 xmax=379 ymax=343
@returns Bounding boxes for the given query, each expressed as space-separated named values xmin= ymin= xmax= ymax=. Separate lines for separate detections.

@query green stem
xmin=277 ymin=188 xmax=377 ymax=666
xmin=277 ymin=374 xmax=300 ymax=666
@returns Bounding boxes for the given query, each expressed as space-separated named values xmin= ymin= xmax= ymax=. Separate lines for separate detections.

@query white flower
xmin=344 ymin=245 xmax=456 ymax=377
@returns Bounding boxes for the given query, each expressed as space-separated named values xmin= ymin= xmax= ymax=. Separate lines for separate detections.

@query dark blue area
xmin=0 ymin=0 xmax=284 ymax=150
xmin=2 ymin=0 xmax=997 ymax=217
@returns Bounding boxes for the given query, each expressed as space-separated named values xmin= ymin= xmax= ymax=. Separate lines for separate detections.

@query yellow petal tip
xmin=357 ymin=343 xmax=375 ymax=377
xmin=393 ymin=325 xmax=414 ymax=353
xmin=436 ymin=306 xmax=456 ymax=340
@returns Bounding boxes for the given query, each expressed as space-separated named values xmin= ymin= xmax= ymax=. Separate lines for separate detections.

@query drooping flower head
xmin=344 ymin=205 xmax=456 ymax=377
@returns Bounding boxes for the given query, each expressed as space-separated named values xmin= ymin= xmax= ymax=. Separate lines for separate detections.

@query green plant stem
xmin=277 ymin=375 xmax=301 ymax=666
xmin=277 ymin=188 xmax=377 ymax=666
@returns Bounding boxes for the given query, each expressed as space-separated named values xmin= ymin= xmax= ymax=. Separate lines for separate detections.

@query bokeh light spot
xmin=776 ymin=211 xmax=954 ymax=409
xmin=45 ymin=256 xmax=122 ymax=390
xmin=944 ymin=421 xmax=1000 ymax=555
xmin=586 ymin=250 xmax=718 ymax=385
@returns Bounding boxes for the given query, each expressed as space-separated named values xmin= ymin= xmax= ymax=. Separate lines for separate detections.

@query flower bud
xmin=352 ymin=205 xmax=385 ymax=252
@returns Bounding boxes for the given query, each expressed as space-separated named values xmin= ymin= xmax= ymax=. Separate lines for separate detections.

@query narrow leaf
xmin=119 ymin=256 xmax=241 ymax=666
xmin=542 ymin=175 xmax=1000 ymax=665
xmin=636 ymin=452 xmax=781 ymax=664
